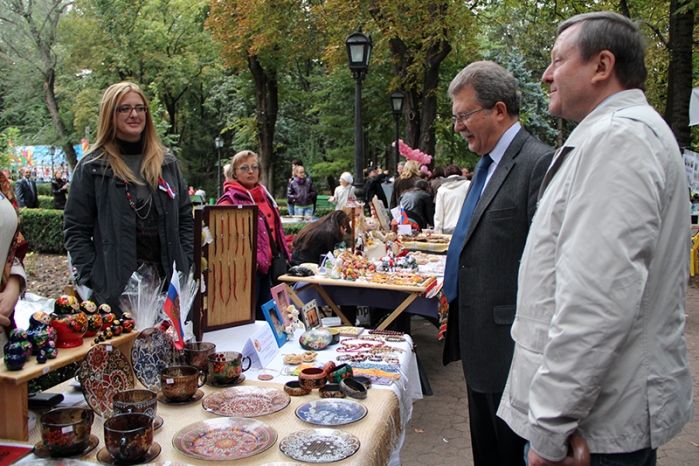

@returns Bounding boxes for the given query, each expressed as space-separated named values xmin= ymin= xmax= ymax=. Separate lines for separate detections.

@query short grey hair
xmin=448 ymin=61 xmax=520 ymax=116
xmin=558 ymin=11 xmax=646 ymax=90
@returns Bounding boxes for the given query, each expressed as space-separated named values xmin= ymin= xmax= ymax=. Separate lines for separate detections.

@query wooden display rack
xmin=0 ymin=332 xmax=137 ymax=441
xmin=193 ymin=205 xmax=258 ymax=340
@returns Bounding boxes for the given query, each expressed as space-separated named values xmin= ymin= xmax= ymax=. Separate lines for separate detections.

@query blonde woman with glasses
xmin=64 ymin=82 xmax=193 ymax=316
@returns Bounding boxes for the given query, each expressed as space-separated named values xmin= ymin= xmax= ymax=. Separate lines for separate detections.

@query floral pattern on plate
xmin=131 ymin=328 xmax=175 ymax=391
xmin=202 ymin=386 xmax=290 ymax=417
xmin=279 ymin=428 xmax=360 ymax=463
xmin=172 ymin=417 xmax=277 ymax=461
xmin=78 ymin=345 xmax=133 ymax=418
xmin=295 ymin=399 xmax=367 ymax=426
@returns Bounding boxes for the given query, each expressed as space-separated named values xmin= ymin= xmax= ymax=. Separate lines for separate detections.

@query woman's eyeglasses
xmin=237 ymin=165 xmax=259 ymax=173
xmin=116 ymin=105 xmax=148 ymax=114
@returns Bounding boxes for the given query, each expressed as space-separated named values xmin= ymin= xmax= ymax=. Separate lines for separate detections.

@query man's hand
xmin=528 ymin=449 xmax=575 ymax=466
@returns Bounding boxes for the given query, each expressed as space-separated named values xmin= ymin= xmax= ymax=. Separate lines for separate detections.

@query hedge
xmin=19 ymin=208 xmax=65 ymax=254
xmin=18 ymin=201 xmax=331 ymax=255
xmin=9 ymin=181 xmax=53 ymax=196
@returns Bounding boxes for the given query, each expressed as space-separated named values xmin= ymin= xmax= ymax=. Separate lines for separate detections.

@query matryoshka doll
xmin=50 ymin=295 xmax=88 ymax=348
xmin=81 ymin=300 xmax=102 ymax=337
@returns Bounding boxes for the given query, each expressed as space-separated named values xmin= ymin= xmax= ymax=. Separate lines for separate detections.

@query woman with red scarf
xmin=217 ymin=150 xmax=290 ymax=320
xmin=0 ymin=171 xmax=28 ymax=355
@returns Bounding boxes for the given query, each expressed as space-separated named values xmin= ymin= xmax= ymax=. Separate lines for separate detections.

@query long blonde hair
xmin=400 ymin=160 xmax=421 ymax=179
xmin=86 ymin=82 xmax=164 ymax=187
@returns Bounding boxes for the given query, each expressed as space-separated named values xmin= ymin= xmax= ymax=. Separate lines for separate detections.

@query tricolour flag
xmin=158 ymin=177 xmax=175 ymax=199
xmin=163 ymin=266 xmax=185 ymax=350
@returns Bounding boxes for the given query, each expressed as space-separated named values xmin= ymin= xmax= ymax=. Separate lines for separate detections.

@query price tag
xmin=42 ymin=366 xmax=50 ymax=375
xmin=166 ymin=378 xmax=174 ymax=384
xmin=106 ymin=344 xmax=112 ymax=352
xmin=61 ymin=426 xmax=74 ymax=434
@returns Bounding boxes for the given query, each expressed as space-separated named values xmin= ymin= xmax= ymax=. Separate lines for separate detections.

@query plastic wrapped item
xmin=118 ymin=265 xmax=164 ymax=331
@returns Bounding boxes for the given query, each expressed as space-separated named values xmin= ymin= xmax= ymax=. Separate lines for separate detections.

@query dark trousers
xmin=467 ymin=385 xmax=526 ymax=466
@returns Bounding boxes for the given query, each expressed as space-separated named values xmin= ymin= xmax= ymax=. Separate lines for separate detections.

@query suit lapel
xmin=463 ymin=128 xmax=528 ymax=243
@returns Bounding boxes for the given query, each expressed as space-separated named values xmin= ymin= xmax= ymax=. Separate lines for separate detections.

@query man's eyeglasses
xmin=451 ymin=108 xmax=485 ymax=126
xmin=116 ymin=105 xmax=148 ymax=114
xmin=238 ymin=165 xmax=259 ymax=173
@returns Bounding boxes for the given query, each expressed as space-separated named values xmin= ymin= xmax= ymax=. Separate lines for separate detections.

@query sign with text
xmin=241 ymin=324 xmax=280 ymax=368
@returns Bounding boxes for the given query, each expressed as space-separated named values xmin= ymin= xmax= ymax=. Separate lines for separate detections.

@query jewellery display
xmin=194 ymin=206 xmax=258 ymax=338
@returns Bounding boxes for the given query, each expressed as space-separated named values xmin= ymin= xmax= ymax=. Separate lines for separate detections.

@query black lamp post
xmin=345 ymin=26 xmax=372 ymax=199
xmin=215 ymin=136 xmax=224 ymax=198
xmin=390 ymin=90 xmax=406 ymax=176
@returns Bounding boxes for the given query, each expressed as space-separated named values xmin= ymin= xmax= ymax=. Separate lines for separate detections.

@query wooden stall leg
xmin=0 ymin=382 xmax=29 ymax=440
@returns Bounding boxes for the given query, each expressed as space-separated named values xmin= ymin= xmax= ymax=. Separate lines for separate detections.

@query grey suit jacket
xmin=443 ymin=127 xmax=553 ymax=393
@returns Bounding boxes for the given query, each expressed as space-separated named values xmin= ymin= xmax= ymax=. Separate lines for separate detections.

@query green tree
xmin=0 ymin=0 xmax=78 ymax=167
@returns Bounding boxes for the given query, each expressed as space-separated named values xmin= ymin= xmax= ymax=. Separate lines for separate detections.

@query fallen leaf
xmin=414 ymin=429 xmax=424 ymax=433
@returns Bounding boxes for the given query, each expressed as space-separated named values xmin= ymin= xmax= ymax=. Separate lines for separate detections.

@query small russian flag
xmin=158 ymin=177 xmax=176 ymax=199
xmin=163 ymin=265 xmax=185 ymax=350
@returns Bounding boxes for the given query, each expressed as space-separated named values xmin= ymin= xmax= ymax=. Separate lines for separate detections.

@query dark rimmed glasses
xmin=116 ymin=105 xmax=148 ymax=114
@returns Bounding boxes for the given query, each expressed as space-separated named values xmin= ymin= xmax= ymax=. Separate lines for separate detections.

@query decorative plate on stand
xmin=78 ymin=345 xmax=134 ymax=418
xmin=173 ymin=417 xmax=277 ymax=461
xmin=279 ymin=428 xmax=360 ymax=463
xmin=202 ymin=386 xmax=290 ymax=417
xmin=295 ymin=399 xmax=367 ymax=426
xmin=131 ymin=328 xmax=175 ymax=391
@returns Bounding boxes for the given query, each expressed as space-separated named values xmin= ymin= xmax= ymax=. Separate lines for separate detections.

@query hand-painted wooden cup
xmin=104 ymin=413 xmax=153 ymax=462
xmin=112 ymin=389 xmax=157 ymax=418
xmin=40 ymin=407 xmax=94 ymax=456
xmin=183 ymin=342 xmax=216 ymax=373
xmin=160 ymin=365 xmax=205 ymax=402
xmin=207 ymin=351 xmax=252 ymax=385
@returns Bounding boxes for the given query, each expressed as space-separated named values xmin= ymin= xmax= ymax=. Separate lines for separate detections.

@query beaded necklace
xmin=123 ymin=180 xmax=153 ymax=220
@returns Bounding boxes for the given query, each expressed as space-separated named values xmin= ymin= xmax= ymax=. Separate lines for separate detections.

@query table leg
xmin=285 ymin=283 xmax=311 ymax=310
xmin=0 ymin=382 xmax=29 ymax=440
xmin=313 ymin=285 xmax=352 ymax=325
xmin=375 ymin=292 xmax=420 ymax=330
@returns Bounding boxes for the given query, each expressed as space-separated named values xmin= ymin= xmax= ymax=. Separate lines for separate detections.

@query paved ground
xmin=401 ymin=281 xmax=699 ymax=465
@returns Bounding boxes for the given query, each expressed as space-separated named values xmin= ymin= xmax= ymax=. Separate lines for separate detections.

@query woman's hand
xmin=0 ymin=275 xmax=21 ymax=329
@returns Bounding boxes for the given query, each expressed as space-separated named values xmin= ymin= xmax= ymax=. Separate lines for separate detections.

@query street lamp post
xmin=215 ymin=136 xmax=224 ymax=199
xmin=345 ymin=26 xmax=372 ymax=200
xmin=390 ymin=90 xmax=406 ymax=177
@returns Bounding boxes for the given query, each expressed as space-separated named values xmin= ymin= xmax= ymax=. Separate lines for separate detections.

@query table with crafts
xmin=7 ymin=321 xmax=421 ymax=465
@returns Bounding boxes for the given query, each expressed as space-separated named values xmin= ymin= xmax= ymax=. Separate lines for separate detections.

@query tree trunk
xmin=43 ymin=69 xmax=77 ymax=168
xmin=420 ymin=37 xmax=451 ymax=161
xmin=665 ymin=0 xmax=693 ymax=148
xmin=248 ymin=55 xmax=279 ymax=192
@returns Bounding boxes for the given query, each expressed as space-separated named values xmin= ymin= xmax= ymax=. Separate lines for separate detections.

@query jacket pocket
xmin=507 ymin=344 xmax=543 ymax=414
xmin=486 ymin=206 xmax=516 ymax=220
xmin=493 ymin=305 xmax=515 ymax=325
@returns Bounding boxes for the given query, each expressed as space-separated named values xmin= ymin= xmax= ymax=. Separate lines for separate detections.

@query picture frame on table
xmin=301 ymin=299 xmax=321 ymax=330
xmin=271 ymin=283 xmax=292 ymax=327
xmin=261 ymin=300 xmax=288 ymax=348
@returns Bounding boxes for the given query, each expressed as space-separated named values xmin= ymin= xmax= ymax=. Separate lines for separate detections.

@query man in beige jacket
xmin=498 ymin=11 xmax=693 ymax=466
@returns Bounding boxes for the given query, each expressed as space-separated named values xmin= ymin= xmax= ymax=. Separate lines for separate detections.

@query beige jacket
xmin=498 ymin=90 xmax=694 ymax=461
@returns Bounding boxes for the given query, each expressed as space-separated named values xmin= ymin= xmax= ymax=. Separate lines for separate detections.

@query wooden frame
xmin=271 ymin=283 xmax=292 ymax=327
xmin=301 ymin=299 xmax=321 ymax=329
xmin=193 ymin=205 xmax=258 ymax=340
xmin=261 ymin=300 xmax=288 ymax=347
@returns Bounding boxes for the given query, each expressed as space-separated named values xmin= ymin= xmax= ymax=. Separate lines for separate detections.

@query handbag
xmin=264 ymin=218 xmax=289 ymax=285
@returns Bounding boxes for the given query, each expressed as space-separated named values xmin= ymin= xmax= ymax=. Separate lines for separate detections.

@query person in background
xmin=194 ymin=187 xmax=206 ymax=199
xmin=462 ymin=167 xmax=472 ymax=180
xmin=291 ymin=210 xmax=350 ymax=266
xmin=442 ymin=61 xmax=554 ymax=466
xmin=14 ymin=167 xmax=39 ymax=209
xmin=328 ymin=172 xmax=356 ymax=210
xmin=0 ymin=171 xmax=28 ymax=356
xmin=51 ymin=169 xmax=69 ymax=210
xmin=428 ymin=166 xmax=445 ymax=199
xmin=434 ymin=164 xmax=470 ymax=234
xmin=287 ymin=159 xmax=304 ymax=216
xmin=390 ymin=160 xmax=420 ymax=208
xmin=218 ymin=150 xmax=290 ymax=320
xmin=498 ymin=12 xmax=693 ymax=466
xmin=287 ymin=165 xmax=317 ymax=220
xmin=363 ymin=166 xmax=389 ymax=214
xmin=188 ymin=186 xmax=195 ymax=195
xmin=64 ymin=82 xmax=194 ymax=316
xmin=399 ymin=179 xmax=434 ymax=230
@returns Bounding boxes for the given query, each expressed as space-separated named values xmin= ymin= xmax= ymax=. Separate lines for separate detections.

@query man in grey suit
xmin=15 ymin=167 xmax=39 ymax=208
xmin=442 ymin=61 xmax=554 ymax=465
